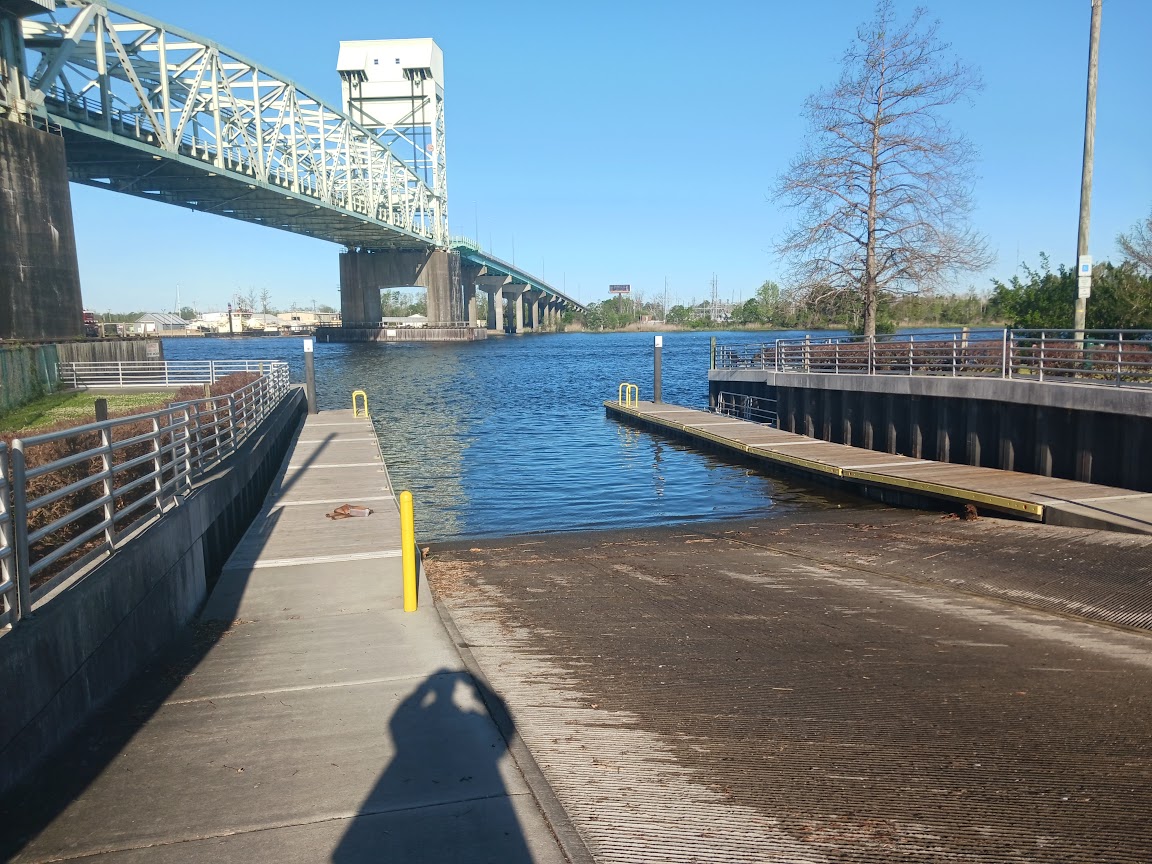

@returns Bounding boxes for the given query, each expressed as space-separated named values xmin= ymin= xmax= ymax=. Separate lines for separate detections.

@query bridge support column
xmin=339 ymin=248 xmax=460 ymax=326
xmin=478 ymin=274 xmax=510 ymax=333
xmin=0 ymin=119 xmax=84 ymax=340
xmin=505 ymin=284 xmax=527 ymax=334
xmin=462 ymin=263 xmax=482 ymax=328
xmin=466 ymin=284 xmax=479 ymax=328
xmin=525 ymin=291 xmax=542 ymax=331
xmin=486 ymin=287 xmax=503 ymax=331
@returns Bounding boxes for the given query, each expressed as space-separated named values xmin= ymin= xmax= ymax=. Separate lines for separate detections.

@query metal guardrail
xmin=714 ymin=392 xmax=779 ymax=427
xmin=0 ymin=442 xmax=15 ymax=630
xmin=0 ymin=362 xmax=291 ymax=630
xmin=58 ymin=360 xmax=285 ymax=389
xmin=714 ymin=329 xmax=1152 ymax=388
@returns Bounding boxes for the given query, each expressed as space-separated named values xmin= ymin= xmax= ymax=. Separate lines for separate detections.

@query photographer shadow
xmin=332 ymin=668 xmax=538 ymax=863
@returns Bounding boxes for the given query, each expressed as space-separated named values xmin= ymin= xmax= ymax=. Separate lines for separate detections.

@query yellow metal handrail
xmin=352 ymin=390 xmax=370 ymax=417
xmin=617 ymin=382 xmax=639 ymax=407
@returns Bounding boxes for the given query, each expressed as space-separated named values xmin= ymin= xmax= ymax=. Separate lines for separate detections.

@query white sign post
xmin=303 ymin=337 xmax=317 ymax=413
xmin=1077 ymin=254 xmax=1093 ymax=300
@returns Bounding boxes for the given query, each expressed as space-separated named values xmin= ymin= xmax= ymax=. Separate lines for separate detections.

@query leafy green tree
xmin=732 ymin=298 xmax=763 ymax=325
xmin=989 ymin=258 xmax=1074 ymax=329
xmin=666 ymin=305 xmax=690 ymax=326
xmin=1082 ymin=262 xmax=1152 ymax=329
xmin=178 ymin=306 xmax=197 ymax=321
xmin=990 ymin=258 xmax=1152 ymax=330
xmin=581 ymin=302 xmax=606 ymax=331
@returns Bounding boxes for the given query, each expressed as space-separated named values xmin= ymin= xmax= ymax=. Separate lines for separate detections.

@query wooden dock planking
xmin=606 ymin=400 xmax=1152 ymax=532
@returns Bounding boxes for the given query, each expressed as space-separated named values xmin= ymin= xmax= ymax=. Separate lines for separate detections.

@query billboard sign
xmin=609 ymin=284 xmax=631 ymax=294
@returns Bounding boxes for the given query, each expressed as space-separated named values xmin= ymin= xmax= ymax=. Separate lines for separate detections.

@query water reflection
xmin=165 ymin=332 xmax=850 ymax=541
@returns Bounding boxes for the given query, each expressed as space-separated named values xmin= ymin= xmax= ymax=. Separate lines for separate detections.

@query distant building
xmin=194 ymin=311 xmax=248 ymax=333
xmin=133 ymin=312 xmax=190 ymax=333
xmin=244 ymin=313 xmax=281 ymax=332
xmin=381 ymin=314 xmax=428 ymax=328
xmin=277 ymin=311 xmax=342 ymax=332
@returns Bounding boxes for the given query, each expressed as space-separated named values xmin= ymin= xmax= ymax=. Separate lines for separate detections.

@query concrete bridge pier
xmin=339 ymin=248 xmax=460 ymax=326
xmin=525 ymin=290 xmax=542 ymax=331
xmin=461 ymin=263 xmax=482 ymax=328
xmin=0 ymin=119 xmax=84 ymax=340
xmin=505 ymin=284 xmax=527 ymax=334
xmin=479 ymin=274 xmax=509 ymax=333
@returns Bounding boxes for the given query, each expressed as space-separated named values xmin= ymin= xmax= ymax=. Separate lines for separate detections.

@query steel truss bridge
xmin=0 ymin=0 xmax=583 ymax=312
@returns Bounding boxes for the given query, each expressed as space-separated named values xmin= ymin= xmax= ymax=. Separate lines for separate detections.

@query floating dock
xmin=606 ymin=400 xmax=1152 ymax=534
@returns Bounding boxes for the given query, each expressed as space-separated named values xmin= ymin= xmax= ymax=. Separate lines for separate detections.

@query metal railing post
xmin=908 ymin=335 xmax=914 ymax=375
xmin=1116 ymin=332 xmax=1123 ymax=385
xmin=11 ymin=442 xmax=30 ymax=623
xmin=867 ymin=336 xmax=875 ymax=375
xmin=99 ymin=425 xmax=117 ymax=547
xmin=151 ymin=417 xmax=164 ymax=508
xmin=1001 ymin=329 xmax=1009 ymax=378
xmin=803 ymin=334 xmax=811 ymax=373
xmin=1038 ymin=332 xmax=1046 ymax=382
xmin=226 ymin=395 xmax=237 ymax=454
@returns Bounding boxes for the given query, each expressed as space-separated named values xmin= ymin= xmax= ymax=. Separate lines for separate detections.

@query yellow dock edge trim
xmin=748 ymin=447 xmax=844 ymax=477
xmin=842 ymin=468 xmax=1045 ymax=518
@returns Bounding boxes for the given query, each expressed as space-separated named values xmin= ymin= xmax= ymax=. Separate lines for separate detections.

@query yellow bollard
xmin=399 ymin=490 xmax=417 ymax=612
xmin=352 ymin=389 xmax=370 ymax=417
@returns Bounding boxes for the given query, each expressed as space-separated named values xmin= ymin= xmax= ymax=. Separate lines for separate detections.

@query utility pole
xmin=1074 ymin=0 xmax=1102 ymax=338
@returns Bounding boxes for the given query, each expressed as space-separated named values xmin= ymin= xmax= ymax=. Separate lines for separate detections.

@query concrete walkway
xmin=3 ymin=410 xmax=570 ymax=863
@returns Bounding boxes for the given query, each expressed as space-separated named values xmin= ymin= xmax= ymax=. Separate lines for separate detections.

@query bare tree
xmin=774 ymin=0 xmax=991 ymax=337
xmin=1118 ymin=207 xmax=1152 ymax=274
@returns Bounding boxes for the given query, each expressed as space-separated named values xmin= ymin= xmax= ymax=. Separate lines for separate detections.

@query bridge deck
xmin=606 ymin=400 xmax=1152 ymax=534
xmin=2 ymin=410 xmax=566 ymax=863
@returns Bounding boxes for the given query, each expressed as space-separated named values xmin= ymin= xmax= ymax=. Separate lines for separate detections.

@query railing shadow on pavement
xmin=331 ymin=669 xmax=536 ymax=863
xmin=0 ymin=420 xmax=332 ymax=860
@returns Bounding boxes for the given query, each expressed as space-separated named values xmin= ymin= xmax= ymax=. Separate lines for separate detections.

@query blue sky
xmin=67 ymin=0 xmax=1152 ymax=313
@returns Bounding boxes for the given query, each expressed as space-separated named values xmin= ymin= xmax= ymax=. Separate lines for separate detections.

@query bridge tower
xmin=336 ymin=39 xmax=460 ymax=325
xmin=0 ymin=0 xmax=84 ymax=340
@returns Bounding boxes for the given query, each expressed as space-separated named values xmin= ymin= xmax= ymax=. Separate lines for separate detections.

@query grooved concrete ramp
xmin=428 ymin=512 xmax=1152 ymax=863
xmin=0 ymin=410 xmax=569 ymax=863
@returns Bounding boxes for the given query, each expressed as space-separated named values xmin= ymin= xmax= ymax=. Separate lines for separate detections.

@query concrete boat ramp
xmin=4 ymin=404 xmax=1151 ymax=863
xmin=607 ymin=400 xmax=1152 ymax=534
xmin=0 ymin=410 xmax=575 ymax=863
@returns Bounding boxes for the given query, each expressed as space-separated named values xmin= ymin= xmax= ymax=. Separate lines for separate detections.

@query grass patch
xmin=0 ymin=391 xmax=171 ymax=435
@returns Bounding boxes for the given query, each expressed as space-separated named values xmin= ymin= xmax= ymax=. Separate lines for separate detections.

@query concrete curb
xmin=431 ymin=593 xmax=597 ymax=864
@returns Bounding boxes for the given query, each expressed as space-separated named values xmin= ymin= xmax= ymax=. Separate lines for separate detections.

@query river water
xmin=164 ymin=331 xmax=853 ymax=541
